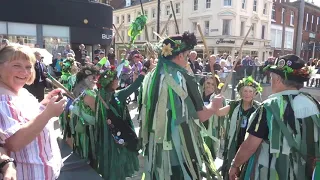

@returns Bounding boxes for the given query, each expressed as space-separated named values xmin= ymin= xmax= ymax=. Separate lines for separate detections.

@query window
xmin=176 ymin=3 xmax=181 ymax=13
xmin=144 ymin=10 xmax=148 ymax=17
xmin=137 ymin=35 xmax=141 ymax=41
xmin=270 ymin=29 xmax=294 ymax=49
xmin=224 ymin=0 xmax=231 ymax=6
xmin=272 ymin=4 xmax=276 ymax=21
xmin=138 ymin=11 xmax=141 ymax=16
xmin=251 ymin=23 xmax=256 ymax=38
xmin=222 ymin=20 xmax=231 ymax=35
xmin=311 ymin=15 xmax=314 ymax=31
xmin=121 ymin=30 xmax=125 ymax=42
xmin=240 ymin=21 xmax=245 ymax=36
xmin=152 ymin=8 xmax=156 ymax=18
xmin=286 ymin=31 xmax=293 ymax=49
xmin=261 ymin=25 xmax=265 ymax=39
xmin=317 ymin=17 xmax=320 ymax=32
xmin=305 ymin=13 xmax=309 ymax=30
xmin=116 ymin=16 xmax=120 ymax=24
xmin=121 ymin=15 xmax=125 ymax=23
xmin=281 ymin=8 xmax=285 ymax=24
xmin=263 ymin=3 xmax=267 ymax=15
xmin=127 ymin=14 xmax=131 ymax=23
xmin=290 ymin=11 xmax=294 ymax=26
xmin=166 ymin=5 xmax=171 ymax=15
xmin=127 ymin=34 xmax=131 ymax=42
xmin=253 ymin=0 xmax=257 ymax=12
xmin=242 ymin=0 xmax=246 ymax=9
xmin=42 ymin=25 xmax=69 ymax=57
xmin=205 ymin=21 xmax=210 ymax=36
xmin=206 ymin=0 xmax=211 ymax=9
xmin=194 ymin=0 xmax=198 ymax=10
xmin=166 ymin=27 xmax=169 ymax=35
xmin=151 ymin=27 xmax=155 ymax=40
xmin=192 ymin=22 xmax=197 ymax=33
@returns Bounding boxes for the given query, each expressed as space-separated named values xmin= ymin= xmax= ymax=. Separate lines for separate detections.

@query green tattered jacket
xmin=243 ymin=92 xmax=320 ymax=180
xmin=139 ymin=61 xmax=221 ymax=180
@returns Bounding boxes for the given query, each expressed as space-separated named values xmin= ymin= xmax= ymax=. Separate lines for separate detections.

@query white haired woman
xmin=0 ymin=45 xmax=66 ymax=179
xmin=214 ymin=76 xmax=263 ymax=179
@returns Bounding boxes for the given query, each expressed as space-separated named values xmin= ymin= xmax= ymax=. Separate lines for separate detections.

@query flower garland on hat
xmin=96 ymin=65 xmax=117 ymax=89
xmin=158 ymin=32 xmax=197 ymax=59
xmin=263 ymin=58 xmax=312 ymax=80
xmin=236 ymin=76 xmax=263 ymax=93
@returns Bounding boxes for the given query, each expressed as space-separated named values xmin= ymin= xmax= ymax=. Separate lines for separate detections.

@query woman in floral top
xmin=0 ymin=45 xmax=66 ymax=180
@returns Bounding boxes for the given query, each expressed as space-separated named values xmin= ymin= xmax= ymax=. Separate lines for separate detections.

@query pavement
xmin=54 ymin=84 xmax=320 ymax=179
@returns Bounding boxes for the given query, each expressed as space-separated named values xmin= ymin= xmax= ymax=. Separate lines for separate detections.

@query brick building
xmin=270 ymin=0 xmax=298 ymax=57
xmin=291 ymin=0 xmax=320 ymax=61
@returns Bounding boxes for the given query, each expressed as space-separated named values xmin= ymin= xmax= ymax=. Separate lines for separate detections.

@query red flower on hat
xmin=111 ymin=65 xmax=116 ymax=71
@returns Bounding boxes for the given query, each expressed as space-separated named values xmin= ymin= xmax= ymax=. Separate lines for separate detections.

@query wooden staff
xmin=170 ymin=1 xmax=180 ymax=34
xmin=140 ymin=0 xmax=150 ymax=43
xmin=160 ymin=14 xmax=173 ymax=36
xmin=113 ymin=24 xmax=126 ymax=51
xmin=197 ymin=24 xmax=218 ymax=94
xmin=110 ymin=22 xmax=124 ymax=47
xmin=46 ymin=78 xmax=76 ymax=100
xmin=221 ymin=24 xmax=253 ymax=94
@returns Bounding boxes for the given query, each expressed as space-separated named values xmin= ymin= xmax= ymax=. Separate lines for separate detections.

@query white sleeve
xmin=293 ymin=94 xmax=319 ymax=118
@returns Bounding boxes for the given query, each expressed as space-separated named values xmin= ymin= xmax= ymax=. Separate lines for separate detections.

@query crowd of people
xmin=0 ymin=31 xmax=319 ymax=180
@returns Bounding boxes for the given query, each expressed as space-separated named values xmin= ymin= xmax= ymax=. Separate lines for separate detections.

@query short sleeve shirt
xmin=0 ymin=88 xmax=62 ymax=180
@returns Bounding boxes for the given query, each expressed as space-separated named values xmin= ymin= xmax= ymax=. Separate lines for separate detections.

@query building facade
xmin=270 ymin=0 xmax=298 ymax=57
xmin=0 ymin=0 xmax=113 ymax=59
xmin=182 ymin=0 xmax=273 ymax=61
xmin=113 ymin=0 xmax=183 ymax=58
xmin=291 ymin=0 xmax=320 ymax=60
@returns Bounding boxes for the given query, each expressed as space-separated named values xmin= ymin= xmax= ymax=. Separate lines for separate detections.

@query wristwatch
xmin=0 ymin=158 xmax=16 ymax=170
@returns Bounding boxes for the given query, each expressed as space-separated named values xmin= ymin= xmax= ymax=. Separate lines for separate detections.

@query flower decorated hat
xmin=264 ymin=54 xmax=311 ymax=82
xmin=96 ymin=65 xmax=117 ymax=89
xmin=75 ymin=65 xmax=100 ymax=84
xmin=160 ymin=31 xmax=197 ymax=59
xmin=236 ymin=76 xmax=263 ymax=93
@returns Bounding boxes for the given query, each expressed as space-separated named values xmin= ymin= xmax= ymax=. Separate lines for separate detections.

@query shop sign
xmin=309 ymin=32 xmax=316 ymax=39
xmin=216 ymin=38 xmax=235 ymax=44
xmin=245 ymin=41 xmax=254 ymax=45
xmin=102 ymin=34 xmax=112 ymax=40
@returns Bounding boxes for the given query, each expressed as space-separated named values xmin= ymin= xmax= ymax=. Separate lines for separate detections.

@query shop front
xmin=0 ymin=0 xmax=113 ymax=61
xmin=194 ymin=37 xmax=271 ymax=61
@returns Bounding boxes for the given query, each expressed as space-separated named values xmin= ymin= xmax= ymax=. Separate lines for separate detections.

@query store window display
xmin=7 ymin=35 xmax=36 ymax=47
xmin=44 ymin=37 xmax=69 ymax=59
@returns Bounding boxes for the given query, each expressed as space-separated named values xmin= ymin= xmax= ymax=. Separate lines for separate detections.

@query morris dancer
xmin=199 ymin=74 xmax=225 ymax=160
xmin=214 ymin=76 xmax=262 ymax=179
xmin=60 ymin=57 xmax=78 ymax=91
xmin=66 ymin=66 xmax=99 ymax=159
xmin=139 ymin=32 xmax=223 ymax=180
xmin=94 ymin=64 xmax=149 ymax=180
xmin=229 ymin=55 xmax=320 ymax=180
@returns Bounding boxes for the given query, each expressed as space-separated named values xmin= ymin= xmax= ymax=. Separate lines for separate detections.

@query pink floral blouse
xmin=0 ymin=88 xmax=62 ymax=180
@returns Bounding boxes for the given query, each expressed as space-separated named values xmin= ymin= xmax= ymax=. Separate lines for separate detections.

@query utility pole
xmin=281 ymin=7 xmax=286 ymax=55
xmin=296 ymin=0 xmax=305 ymax=57
xmin=157 ymin=0 xmax=160 ymax=40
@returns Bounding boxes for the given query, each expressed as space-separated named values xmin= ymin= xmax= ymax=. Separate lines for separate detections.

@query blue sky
xmin=289 ymin=0 xmax=320 ymax=6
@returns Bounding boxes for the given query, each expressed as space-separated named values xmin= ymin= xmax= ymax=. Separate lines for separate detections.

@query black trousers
xmin=24 ymin=82 xmax=46 ymax=102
